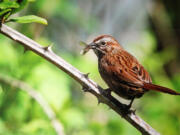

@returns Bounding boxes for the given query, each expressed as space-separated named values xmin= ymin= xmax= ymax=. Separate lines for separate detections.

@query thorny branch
xmin=0 ymin=74 xmax=65 ymax=135
xmin=0 ymin=24 xmax=160 ymax=135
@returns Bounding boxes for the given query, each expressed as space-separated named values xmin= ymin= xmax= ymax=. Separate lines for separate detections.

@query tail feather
xmin=143 ymin=83 xmax=180 ymax=95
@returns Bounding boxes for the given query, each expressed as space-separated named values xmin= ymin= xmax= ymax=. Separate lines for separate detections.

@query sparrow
xmin=81 ymin=35 xmax=180 ymax=108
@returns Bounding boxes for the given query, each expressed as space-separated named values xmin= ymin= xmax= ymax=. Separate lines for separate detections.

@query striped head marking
xmin=93 ymin=35 xmax=119 ymax=46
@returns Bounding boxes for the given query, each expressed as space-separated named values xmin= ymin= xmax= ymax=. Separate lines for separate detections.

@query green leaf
xmin=0 ymin=8 xmax=11 ymax=16
xmin=0 ymin=1 xmax=19 ymax=9
xmin=12 ymin=0 xmax=28 ymax=14
xmin=9 ymin=15 xmax=48 ymax=25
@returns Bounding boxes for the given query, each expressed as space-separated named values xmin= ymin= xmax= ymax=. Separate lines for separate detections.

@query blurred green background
xmin=0 ymin=0 xmax=180 ymax=135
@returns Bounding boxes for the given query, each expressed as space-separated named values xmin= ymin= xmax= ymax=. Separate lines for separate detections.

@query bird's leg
xmin=121 ymin=97 xmax=136 ymax=116
xmin=127 ymin=96 xmax=135 ymax=109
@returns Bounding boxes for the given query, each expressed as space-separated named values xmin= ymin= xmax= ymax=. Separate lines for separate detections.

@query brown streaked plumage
xmin=82 ymin=35 xmax=180 ymax=108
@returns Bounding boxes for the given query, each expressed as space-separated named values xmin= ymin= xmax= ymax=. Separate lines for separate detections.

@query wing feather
xmin=101 ymin=49 xmax=152 ymax=87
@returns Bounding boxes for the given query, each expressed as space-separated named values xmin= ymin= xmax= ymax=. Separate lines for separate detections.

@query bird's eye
xmin=101 ymin=41 xmax=106 ymax=45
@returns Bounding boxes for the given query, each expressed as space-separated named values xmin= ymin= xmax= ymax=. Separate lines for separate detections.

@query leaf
xmin=12 ymin=0 xmax=28 ymax=14
xmin=0 ymin=8 xmax=11 ymax=16
xmin=0 ymin=1 xmax=19 ymax=9
xmin=79 ymin=41 xmax=87 ymax=46
xmin=9 ymin=15 xmax=48 ymax=25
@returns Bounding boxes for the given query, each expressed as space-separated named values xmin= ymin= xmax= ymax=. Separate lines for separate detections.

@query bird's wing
xmin=104 ymin=49 xmax=152 ymax=87
xmin=101 ymin=49 xmax=180 ymax=95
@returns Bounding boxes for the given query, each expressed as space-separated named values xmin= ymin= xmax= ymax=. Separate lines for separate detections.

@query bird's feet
xmin=121 ymin=97 xmax=136 ymax=116
xmin=121 ymin=104 xmax=136 ymax=117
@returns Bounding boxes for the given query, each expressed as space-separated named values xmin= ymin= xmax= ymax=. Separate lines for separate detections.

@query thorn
xmin=97 ymin=98 xmax=104 ymax=105
xmin=82 ymin=85 xmax=91 ymax=92
xmin=43 ymin=43 xmax=53 ymax=52
xmin=23 ymin=47 xmax=29 ymax=53
xmin=83 ymin=73 xmax=90 ymax=78
xmin=97 ymin=99 xmax=101 ymax=105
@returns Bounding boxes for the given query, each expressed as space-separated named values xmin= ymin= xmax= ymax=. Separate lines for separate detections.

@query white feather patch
xmin=95 ymin=37 xmax=115 ymax=44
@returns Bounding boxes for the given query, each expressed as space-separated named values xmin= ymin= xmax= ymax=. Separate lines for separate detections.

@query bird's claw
xmin=121 ymin=105 xmax=136 ymax=117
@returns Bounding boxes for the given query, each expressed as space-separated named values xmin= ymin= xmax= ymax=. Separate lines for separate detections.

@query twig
xmin=0 ymin=24 xmax=160 ymax=135
xmin=0 ymin=74 xmax=65 ymax=135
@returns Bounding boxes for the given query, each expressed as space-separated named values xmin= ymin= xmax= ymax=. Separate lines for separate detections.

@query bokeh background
xmin=0 ymin=0 xmax=180 ymax=135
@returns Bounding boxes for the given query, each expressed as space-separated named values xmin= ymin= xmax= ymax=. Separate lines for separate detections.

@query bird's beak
xmin=88 ymin=42 xmax=96 ymax=49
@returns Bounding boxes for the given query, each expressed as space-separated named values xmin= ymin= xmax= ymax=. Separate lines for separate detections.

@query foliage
xmin=0 ymin=0 xmax=47 ymax=25
xmin=8 ymin=15 xmax=47 ymax=25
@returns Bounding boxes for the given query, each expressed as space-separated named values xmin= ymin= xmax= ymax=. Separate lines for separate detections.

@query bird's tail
xmin=143 ymin=83 xmax=180 ymax=95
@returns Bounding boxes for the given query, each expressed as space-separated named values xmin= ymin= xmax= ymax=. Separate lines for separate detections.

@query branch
xmin=0 ymin=24 xmax=160 ymax=135
xmin=0 ymin=74 xmax=65 ymax=135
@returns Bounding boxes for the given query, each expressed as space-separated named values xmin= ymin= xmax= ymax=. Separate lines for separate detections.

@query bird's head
xmin=87 ymin=35 xmax=122 ymax=57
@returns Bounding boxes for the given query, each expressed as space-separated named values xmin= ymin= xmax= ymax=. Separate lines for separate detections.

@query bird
xmin=82 ymin=35 xmax=180 ymax=109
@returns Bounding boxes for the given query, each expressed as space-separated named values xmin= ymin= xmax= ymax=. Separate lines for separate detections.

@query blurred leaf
xmin=20 ymin=119 xmax=54 ymax=134
xmin=12 ymin=0 xmax=28 ymax=14
xmin=28 ymin=0 xmax=36 ymax=2
xmin=30 ymin=63 xmax=70 ymax=110
xmin=62 ymin=108 xmax=85 ymax=129
xmin=0 ymin=85 xmax=3 ymax=95
xmin=9 ymin=15 xmax=48 ymax=25
xmin=0 ymin=8 xmax=11 ymax=16
xmin=0 ymin=1 xmax=19 ymax=9
xmin=0 ymin=1 xmax=19 ymax=19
